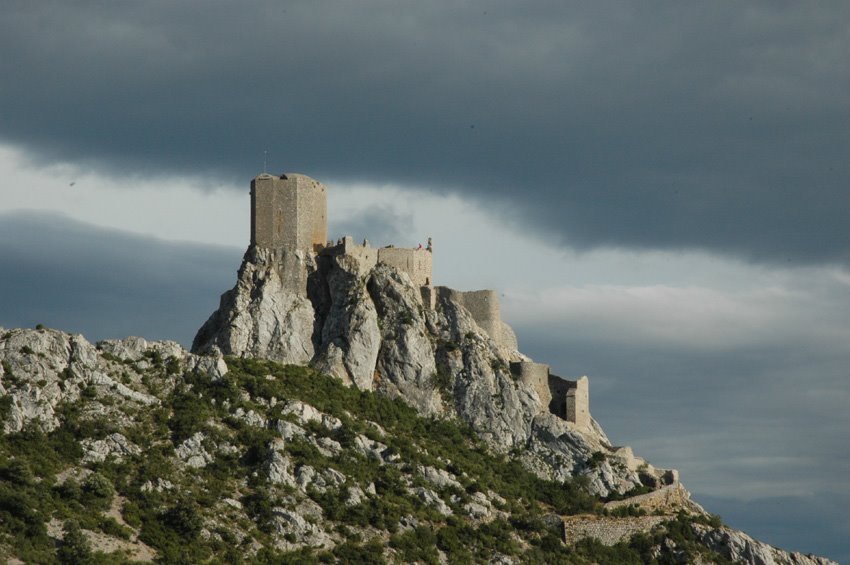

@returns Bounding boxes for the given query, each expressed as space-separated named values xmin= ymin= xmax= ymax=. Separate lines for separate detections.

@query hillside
xmin=0 ymin=172 xmax=839 ymax=563
xmin=0 ymin=327 xmax=835 ymax=564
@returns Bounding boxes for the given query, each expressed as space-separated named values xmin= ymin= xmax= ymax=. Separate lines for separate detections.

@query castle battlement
xmin=319 ymin=235 xmax=433 ymax=288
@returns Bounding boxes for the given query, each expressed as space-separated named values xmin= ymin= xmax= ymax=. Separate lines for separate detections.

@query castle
xmin=250 ymin=172 xmax=590 ymax=427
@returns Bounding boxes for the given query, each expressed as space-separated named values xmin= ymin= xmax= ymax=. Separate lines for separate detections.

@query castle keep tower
xmin=251 ymin=173 xmax=327 ymax=252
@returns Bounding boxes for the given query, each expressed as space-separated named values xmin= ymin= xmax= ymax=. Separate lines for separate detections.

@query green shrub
xmin=163 ymin=499 xmax=203 ymax=540
xmin=606 ymin=503 xmax=646 ymax=517
xmin=389 ymin=526 xmax=439 ymax=564
xmin=168 ymin=387 xmax=213 ymax=442
xmin=55 ymin=478 xmax=83 ymax=506
xmin=587 ymin=451 xmax=607 ymax=469
xmin=0 ymin=395 xmax=13 ymax=422
xmin=328 ymin=538 xmax=385 ymax=563
xmin=57 ymin=520 xmax=93 ymax=564
xmin=98 ymin=516 xmax=132 ymax=540
xmin=2 ymin=360 xmax=18 ymax=385
xmin=242 ymin=489 xmax=276 ymax=534
xmin=82 ymin=473 xmax=114 ymax=510
xmin=0 ymin=459 xmax=35 ymax=486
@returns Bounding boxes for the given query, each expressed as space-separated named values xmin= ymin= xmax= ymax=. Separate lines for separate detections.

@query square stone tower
xmin=250 ymin=173 xmax=328 ymax=253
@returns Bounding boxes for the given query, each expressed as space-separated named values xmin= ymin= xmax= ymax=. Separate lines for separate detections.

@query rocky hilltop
xmin=192 ymin=244 xmax=673 ymax=499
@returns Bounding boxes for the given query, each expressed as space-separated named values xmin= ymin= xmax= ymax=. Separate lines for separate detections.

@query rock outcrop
xmin=191 ymin=246 xmax=670 ymax=498
xmin=0 ymin=327 xmax=225 ymax=435
xmin=694 ymin=525 xmax=836 ymax=565
xmin=192 ymin=247 xmax=316 ymax=365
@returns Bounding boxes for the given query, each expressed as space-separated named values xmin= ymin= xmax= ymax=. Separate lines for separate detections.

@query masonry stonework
xmin=566 ymin=376 xmax=590 ymax=429
xmin=376 ymin=247 xmax=433 ymax=287
xmin=251 ymin=173 xmax=327 ymax=252
xmin=510 ymin=361 xmax=552 ymax=408
xmin=435 ymin=287 xmax=515 ymax=350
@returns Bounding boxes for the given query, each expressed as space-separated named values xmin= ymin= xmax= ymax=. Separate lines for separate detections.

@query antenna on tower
xmin=263 ymin=150 xmax=269 ymax=174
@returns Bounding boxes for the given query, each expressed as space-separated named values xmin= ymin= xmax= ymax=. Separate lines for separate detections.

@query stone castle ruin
xmin=242 ymin=172 xmax=590 ymax=427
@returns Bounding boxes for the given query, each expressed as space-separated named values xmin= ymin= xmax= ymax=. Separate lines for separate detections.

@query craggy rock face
xmin=693 ymin=524 xmax=837 ymax=565
xmin=0 ymin=328 xmax=226 ymax=434
xmin=188 ymin=248 xmax=666 ymax=497
xmin=192 ymin=248 xmax=317 ymax=365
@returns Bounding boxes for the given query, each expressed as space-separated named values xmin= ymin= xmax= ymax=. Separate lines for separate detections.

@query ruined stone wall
xmin=436 ymin=287 xmax=516 ymax=350
xmin=377 ymin=247 xmax=433 ymax=286
xmin=251 ymin=174 xmax=285 ymax=248
xmin=566 ymin=376 xmax=589 ymax=429
xmin=250 ymin=173 xmax=327 ymax=252
xmin=459 ymin=290 xmax=500 ymax=344
xmin=548 ymin=374 xmax=572 ymax=419
xmin=420 ymin=285 xmax=437 ymax=310
xmin=340 ymin=236 xmax=378 ymax=272
xmin=547 ymin=375 xmax=589 ymax=428
xmin=510 ymin=361 xmax=552 ymax=409
xmin=562 ymin=515 xmax=667 ymax=546
xmin=293 ymin=174 xmax=328 ymax=252
xmin=603 ymin=483 xmax=692 ymax=515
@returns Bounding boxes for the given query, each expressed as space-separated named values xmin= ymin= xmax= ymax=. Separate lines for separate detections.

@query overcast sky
xmin=1 ymin=2 xmax=848 ymax=561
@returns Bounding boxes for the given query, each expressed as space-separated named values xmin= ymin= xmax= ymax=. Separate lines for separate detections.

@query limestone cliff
xmin=193 ymin=245 xmax=675 ymax=498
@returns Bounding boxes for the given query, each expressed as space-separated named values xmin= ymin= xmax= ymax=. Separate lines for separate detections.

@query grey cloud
xmin=329 ymin=205 xmax=415 ymax=248
xmin=1 ymin=2 xmax=849 ymax=265
xmin=0 ymin=211 xmax=241 ymax=345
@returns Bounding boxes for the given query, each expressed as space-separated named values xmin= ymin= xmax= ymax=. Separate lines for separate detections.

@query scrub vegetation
xmin=0 ymin=355 xmax=730 ymax=563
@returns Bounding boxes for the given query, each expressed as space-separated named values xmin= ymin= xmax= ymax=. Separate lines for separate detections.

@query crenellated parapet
xmin=319 ymin=236 xmax=433 ymax=288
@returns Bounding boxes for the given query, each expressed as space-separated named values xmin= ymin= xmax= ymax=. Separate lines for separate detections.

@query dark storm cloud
xmin=0 ymin=211 xmax=241 ymax=345
xmin=1 ymin=2 xmax=849 ymax=265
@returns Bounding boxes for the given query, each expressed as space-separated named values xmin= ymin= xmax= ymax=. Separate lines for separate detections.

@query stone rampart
xmin=510 ymin=361 xmax=551 ymax=408
xmin=562 ymin=515 xmax=667 ymax=546
xmin=461 ymin=290 xmax=500 ymax=341
xmin=548 ymin=375 xmax=590 ymax=428
xmin=339 ymin=236 xmax=378 ymax=272
xmin=498 ymin=321 xmax=519 ymax=351
xmin=567 ymin=376 xmax=589 ymax=429
xmin=438 ymin=288 xmax=507 ymax=346
xmin=603 ymin=483 xmax=698 ymax=515
xmin=251 ymin=173 xmax=327 ymax=253
xmin=547 ymin=374 xmax=571 ymax=419
xmin=377 ymin=247 xmax=433 ymax=287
